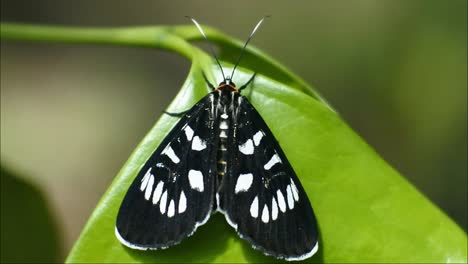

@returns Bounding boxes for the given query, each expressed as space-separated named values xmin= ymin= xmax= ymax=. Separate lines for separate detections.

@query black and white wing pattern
xmin=219 ymin=96 xmax=319 ymax=261
xmin=116 ymin=94 xmax=218 ymax=250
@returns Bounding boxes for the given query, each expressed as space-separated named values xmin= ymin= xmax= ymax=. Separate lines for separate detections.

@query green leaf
xmin=2 ymin=23 xmax=465 ymax=263
xmin=67 ymin=68 xmax=467 ymax=262
xmin=1 ymin=166 xmax=62 ymax=262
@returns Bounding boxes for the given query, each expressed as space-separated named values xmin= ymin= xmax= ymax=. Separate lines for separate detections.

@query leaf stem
xmin=1 ymin=23 xmax=195 ymax=59
xmin=1 ymin=22 xmax=331 ymax=108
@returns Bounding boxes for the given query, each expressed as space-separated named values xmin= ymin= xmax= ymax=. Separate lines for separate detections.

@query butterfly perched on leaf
xmin=115 ymin=17 xmax=319 ymax=261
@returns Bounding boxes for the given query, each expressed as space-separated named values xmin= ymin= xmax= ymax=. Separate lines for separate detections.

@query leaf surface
xmin=60 ymin=25 xmax=467 ymax=263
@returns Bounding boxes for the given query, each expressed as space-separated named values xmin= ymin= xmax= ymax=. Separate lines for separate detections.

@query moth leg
xmin=238 ymin=73 xmax=257 ymax=92
xmin=163 ymin=110 xmax=190 ymax=117
xmin=202 ymin=71 xmax=216 ymax=91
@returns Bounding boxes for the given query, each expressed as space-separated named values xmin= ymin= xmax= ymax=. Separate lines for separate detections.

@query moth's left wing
xmin=219 ymin=96 xmax=319 ymax=260
xmin=116 ymin=93 xmax=219 ymax=250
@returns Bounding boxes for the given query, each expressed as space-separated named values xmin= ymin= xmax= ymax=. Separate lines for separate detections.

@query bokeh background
xmin=1 ymin=0 xmax=466 ymax=261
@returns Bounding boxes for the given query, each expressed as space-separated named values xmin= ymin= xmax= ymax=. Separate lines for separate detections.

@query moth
xmin=116 ymin=17 xmax=319 ymax=261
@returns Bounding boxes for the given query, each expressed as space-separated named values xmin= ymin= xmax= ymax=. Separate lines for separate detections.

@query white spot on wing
xmin=167 ymin=200 xmax=175 ymax=218
xmin=291 ymin=180 xmax=300 ymax=202
xmin=140 ymin=168 xmax=151 ymax=191
xmin=188 ymin=170 xmax=204 ymax=192
xmin=253 ymin=131 xmax=263 ymax=146
xmin=261 ymin=204 xmax=269 ymax=223
xmin=250 ymin=196 xmax=259 ymax=218
xmin=191 ymin=136 xmax=207 ymax=151
xmin=162 ymin=146 xmax=180 ymax=164
xmin=272 ymin=197 xmax=278 ymax=221
xmin=264 ymin=153 xmax=281 ymax=170
xmin=178 ymin=191 xmax=187 ymax=213
xmin=144 ymin=175 xmax=154 ymax=200
xmin=159 ymin=190 xmax=168 ymax=214
xmin=239 ymin=139 xmax=254 ymax=155
xmin=277 ymin=190 xmax=287 ymax=212
xmin=286 ymin=185 xmax=295 ymax=209
xmin=235 ymin=173 xmax=253 ymax=193
xmin=184 ymin=125 xmax=194 ymax=141
xmin=152 ymin=181 xmax=164 ymax=204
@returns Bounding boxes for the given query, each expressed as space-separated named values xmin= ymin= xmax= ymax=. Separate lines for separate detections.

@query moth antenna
xmin=186 ymin=16 xmax=226 ymax=81
xmin=230 ymin=16 xmax=270 ymax=81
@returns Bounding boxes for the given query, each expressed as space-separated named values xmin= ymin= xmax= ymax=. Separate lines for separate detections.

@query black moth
xmin=116 ymin=17 xmax=319 ymax=261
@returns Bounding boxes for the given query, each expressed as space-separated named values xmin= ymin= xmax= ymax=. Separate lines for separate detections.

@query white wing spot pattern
xmin=261 ymin=204 xmax=270 ymax=223
xmin=152 ymin=181 xmax=164 ymax=204
xmin=162 ymin=146 xmax=180 ymax=164
xmin=188 ymin=170 xmax=204 ymax=192
xmin=264 ymin=153 xmax=281 ymax=170
xmin=235 ymin=173 xmax=253 ymax=193
xmin=140 ymin=168 xmax=152 ymax=191
xmin=291 ymin=180 xmax=300 ymax=202
xmin=239 ymin=139 xmax=254 ymax=155
xmin=250 ymin=196 xmax=259 ymax=218
xmin=184 ymin=125 xmax=194 ymax=141
xmin=167 ymin=200 xmax=175 ymax=218
xmin=191 ymin=136 xmax=207 ymax=151
xmin=159 ymin=190 xmax=168 ymax=214
xmin=286 ymin=185 xmax=295 ymax=210
xmin=277 ymin=190 xmax=287 ymax=213
xmin=178 ymin=191 xmax=187 ymax=213
xmin=144 ymin=175 xmax=154 ymax=200
xmin=253 ymin=131 xmax=263 ymax=146
xmin=272 ymin=197 xmax=278 ymax=221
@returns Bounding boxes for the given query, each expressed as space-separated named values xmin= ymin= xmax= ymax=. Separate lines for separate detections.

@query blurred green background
xmin=1 ymin=0 xmax=466 ymax=261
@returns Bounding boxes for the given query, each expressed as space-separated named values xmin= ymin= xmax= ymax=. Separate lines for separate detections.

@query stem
xmin=1 ymin=23 xmax=195 ymax=60
xmin=0 ymin=22 xmax=330 ymax=107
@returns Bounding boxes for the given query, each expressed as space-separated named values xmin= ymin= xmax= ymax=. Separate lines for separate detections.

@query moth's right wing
xmin=116 ymin=93 xmax=219 ymax=250
xmin=219 ymin=96 xmax=319 ymax=260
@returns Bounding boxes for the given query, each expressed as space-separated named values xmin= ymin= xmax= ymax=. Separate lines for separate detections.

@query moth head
xmin=216 ymin=77 xmax=238 ymax=92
